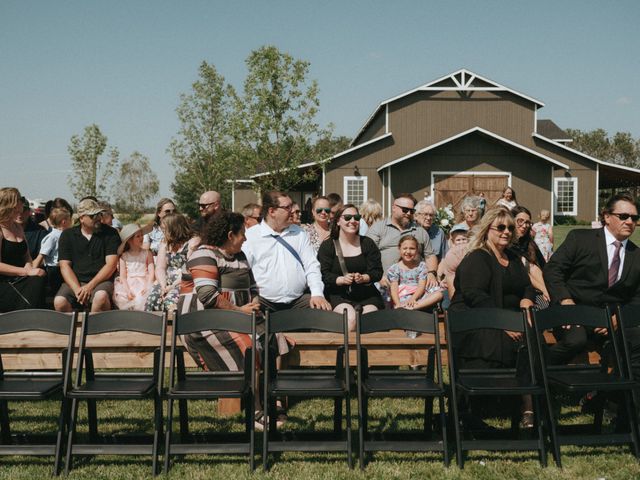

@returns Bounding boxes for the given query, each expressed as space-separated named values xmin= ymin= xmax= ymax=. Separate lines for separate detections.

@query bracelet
xmin=427 ymin=270 xmax=437 ymax=276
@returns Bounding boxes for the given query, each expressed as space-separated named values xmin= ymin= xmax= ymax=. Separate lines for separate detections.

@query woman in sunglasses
xmin=142 ymin=198 xmax=177 ymax=255
xmin=302 ymin=196 xmax=332 ymax=253
xmin=317 ymin=204 xmax=384 ymax=331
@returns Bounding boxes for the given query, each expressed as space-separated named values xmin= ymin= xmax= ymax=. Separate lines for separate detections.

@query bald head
xmin=199 ymin=190 xmax=221 ymax=218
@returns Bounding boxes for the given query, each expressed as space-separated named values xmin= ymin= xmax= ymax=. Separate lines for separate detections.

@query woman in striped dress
xmin=177 ymin=211 xmax=261 ymax=372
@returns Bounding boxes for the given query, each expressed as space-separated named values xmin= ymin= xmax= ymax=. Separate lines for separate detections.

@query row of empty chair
xmin=0 ymin=305 xmax=639 ymax=474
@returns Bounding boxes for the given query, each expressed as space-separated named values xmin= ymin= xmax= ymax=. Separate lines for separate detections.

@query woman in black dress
xmin=317 ymin=204 xmax=384 ymax=331
xmin=0 ymin=187 xmax=46 ymax=312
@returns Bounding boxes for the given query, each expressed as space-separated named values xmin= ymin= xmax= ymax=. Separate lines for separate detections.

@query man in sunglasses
xmin=544 ymin=193 xmax=640 ymax=365
xmin=367 ymin=193 xmax=438 ymax=288
xmin=54 ymin=198 xmax=120 ymax=313
xmin=194 ymin=190 xmax=221 ymax=231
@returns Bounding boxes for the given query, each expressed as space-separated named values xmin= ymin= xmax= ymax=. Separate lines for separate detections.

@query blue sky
xmin=1 ymin=0 xmax=638 ymax=203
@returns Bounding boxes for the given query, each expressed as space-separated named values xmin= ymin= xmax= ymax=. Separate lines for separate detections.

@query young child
xmin=32 ymin=207 xmax=71 ymax=295
xmin=531 ymin=209 xmax=553 ymax=261
xmin=387 ymin=235 xmax=444 ymax=337
xmin=113 ymin=224 xmax=155 ymax=311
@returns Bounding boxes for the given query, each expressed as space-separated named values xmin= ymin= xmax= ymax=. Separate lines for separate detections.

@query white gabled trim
xmin=385 ymin=104 xmax=389 ymax=134
xmin=350 ymin=68 xmax=544 ymax=147
xmin=387 ymin=168 xmax=392 ymax=217
xmin=534 ymin=133 xmax=640 ymax=174
xmin=553 ymin=176 xmax=578 ymax=216
xmin=335 ymin=132 xmax=393 ymax=159
xmin=534 ymin=105 xmax=537 ymax=134
xmin=381 ymin=170 xmax=386 ymax=214
xmin=377 ymin=127 xmax=570 ymax=172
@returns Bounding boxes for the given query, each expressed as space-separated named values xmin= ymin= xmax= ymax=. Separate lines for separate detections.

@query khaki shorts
xmin=55 ymin=281 xmax=114 ymax=310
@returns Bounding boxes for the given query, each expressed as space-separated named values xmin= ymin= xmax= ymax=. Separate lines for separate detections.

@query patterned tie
xmin=608 ymin=240 xmax=622 ymax=287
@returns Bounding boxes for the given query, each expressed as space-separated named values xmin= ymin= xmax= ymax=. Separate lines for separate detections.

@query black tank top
xmin=1 ymin=237 xmax=27 ymax=280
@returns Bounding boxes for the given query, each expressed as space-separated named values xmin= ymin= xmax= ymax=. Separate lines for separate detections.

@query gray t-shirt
xmin=366 ymin=218 xmax=435 ymax=273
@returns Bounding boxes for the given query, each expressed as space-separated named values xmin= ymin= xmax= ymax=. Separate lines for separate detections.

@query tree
xmin=234 ymin=45 xmax=334 ymax=193
xmin=67 ymin=124 xmax=119 ymax=200
xmin=112 ymin=151 xmax=159 ymax=216
xmin=565 ymin=128 xmax=640 ymax=168
xmin=168 ymin=61 xmax=239 ymax=218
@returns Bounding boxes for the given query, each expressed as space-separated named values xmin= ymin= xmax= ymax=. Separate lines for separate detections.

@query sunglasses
xmin=516 ymin=218 xmax=532 ymax=227
xmin=342 ymin=214 xmax=362 ymax=222
xmin=491 ymin=224 xmax=515 ymax=233
xmin=610 ymin=212 xmax=640 ymax=222
xmin=198 ymin=201 xmax=217 ymax=209
xmin=315 ymin=207 xmax=331 ymax=214
xmin=88 ymin=212 xmax=103 ymax=219
xmin=394 ymin=204 xmax=416 ymax=214
xmin=162 ymin=209 xmax=176 ymax=214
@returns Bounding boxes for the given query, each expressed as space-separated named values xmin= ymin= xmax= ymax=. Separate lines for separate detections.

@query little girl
xmin=114 ymin=224 xmax=155 ymax=311
xmin=531 ymin=209 xmax=553 ymax=262
xmin=387 ymin=236 xmax=444 ymax=336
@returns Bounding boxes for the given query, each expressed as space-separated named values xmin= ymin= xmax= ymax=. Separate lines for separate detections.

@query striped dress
xmin=177 ymin=246 xmax=258 ymax=372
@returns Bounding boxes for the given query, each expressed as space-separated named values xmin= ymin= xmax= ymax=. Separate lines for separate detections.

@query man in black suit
xmin=543 ymin=193 xmax=640 ymax=364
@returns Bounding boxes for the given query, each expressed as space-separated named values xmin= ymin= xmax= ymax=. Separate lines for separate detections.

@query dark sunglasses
xmin=162 ymin=209 xmax=176 ymax=214
xmin=394 ymin=204 xmax=416 ymax=214
xmin=198 ymin=202 xmax=216 ymax=209
xmin=342 ymin=214 xmax=362 ymax=222
xmin=315 ymin=207 xmax=331 ymax=214
xmin=610 ymin=212 xmax=640 ymax=222
xmin=491 ymin=224 xmax=515 ymax=233
xmin=88 ymin=212 xmax=103 ymax=219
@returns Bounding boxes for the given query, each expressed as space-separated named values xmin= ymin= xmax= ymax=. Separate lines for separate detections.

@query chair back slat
xmin=0 ymin=309 xmax=75 ymax=335
xmin=445 ymin=308 xmax=525 ymax=333
xmin=359 ymin=309 xmax=436 ymax=334
xmin=268 ymin=309 xmax=344 ymax=334
xmin=175 ymin=309 xmax=254 ymax=335
xmin=533 ymin=305 xmax=609 ymax=331
xmin=618 ymin=304 xmax=640 ymax=330
xmin=85 ymin=310 xmax=165 ymax=335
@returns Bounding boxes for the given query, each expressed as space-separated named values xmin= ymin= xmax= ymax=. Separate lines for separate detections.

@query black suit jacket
xmin=543 ymin=228 xmax=640 ymax=307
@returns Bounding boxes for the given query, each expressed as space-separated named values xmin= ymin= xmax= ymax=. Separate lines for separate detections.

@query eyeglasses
xmin=315 ymin=207 xmax=331 ymax=214
xmin=516 ymin=218 xmax=532 ymax=227
xmin=610 ymin=212 xmax=640 ymax=222
xmin=87 ymin=212 xmax=103 ymax=219
xmin=291 ymin=210 xmax=301 ymax=215
xmin=490 ymin=224 xmax=515 ymax=233
xmin=162 ymin=209 xmax=176 ymax=214
xmin=198 ymin=201 xmax=217 ymax=210
xmin=274 ymin=204 xmax=293 ymax=212
xmin=416 ymin=212 xmax=435 ymax=217
xmin=342 ymin=214 xmax=362 ymax=222
xmin=394 ymin=204 xmax=416 ymax=214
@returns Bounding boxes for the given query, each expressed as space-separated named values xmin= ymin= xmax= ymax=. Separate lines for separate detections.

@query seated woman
xmin=451 ymin=196 xmax=481 ymax=234
xmin=449 ymin=207 xmax=536 ymax=367
xmin=318 ymin=204 xmax=384 ymax=331
xmin=142 ymin=198 xmax=177 ymax=256
xmin=301 ymin=196 xmax=331 ymax=253
xmin=177 ymin=211 xmax=261 ymax=372
xmin=0 ymin=187 xmax=46 ymax=312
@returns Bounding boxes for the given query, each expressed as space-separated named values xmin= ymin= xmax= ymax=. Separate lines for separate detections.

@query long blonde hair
xmin=0 ymin=187 xmax=21 ymax=224
xmin=466 ymin=207 xmax=515 ymax=254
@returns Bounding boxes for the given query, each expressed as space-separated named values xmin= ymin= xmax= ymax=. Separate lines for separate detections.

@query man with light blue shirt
xmin=242 ymin=190 xmax=331 ymax=312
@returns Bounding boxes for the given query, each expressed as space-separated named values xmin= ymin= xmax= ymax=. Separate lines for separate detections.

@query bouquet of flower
xmin=435 ymin=204 xmax=455 ymax=234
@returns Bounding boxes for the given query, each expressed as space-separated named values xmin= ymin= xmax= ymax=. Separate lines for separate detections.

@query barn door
xmin=434 ymin=174 xmax=508 ymax=210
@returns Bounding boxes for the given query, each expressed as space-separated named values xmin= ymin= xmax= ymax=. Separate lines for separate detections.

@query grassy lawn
xmin=1 ymin=395 xmax=639 ymax=479
xmin=552 ymin=225 xmax=640 ymax=249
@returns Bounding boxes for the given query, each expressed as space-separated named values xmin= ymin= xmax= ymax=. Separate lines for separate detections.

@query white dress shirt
xmin=604 ymin=226 xmax=627 ymax=282
xmin=242 ymin=221 xmax=324 ymax=303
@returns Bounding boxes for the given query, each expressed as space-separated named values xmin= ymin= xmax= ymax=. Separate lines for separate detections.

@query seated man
xmin=54 ymin=199 xmax=120 ymax=312
xmin=543 ymin=193 xmax=640 ymax=364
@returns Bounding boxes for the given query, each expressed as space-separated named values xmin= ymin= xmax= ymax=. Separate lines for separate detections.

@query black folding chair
xmin=356 ymin=309 xmax=448 ymax=469
xmin=532 ymin=304 xmax=640 ymax=467
xmin=64 ymin=310 xmax=167 ymax=475
xmin=0 ymin=309 xmax=77 ymax=475
xmin=164 ymin=309 xmax=257 ymax=472
xmin=617 ymin=304 xmax=640 ymax=415
xmin=262 ymin=309 xmax=352 ymax=470
xmin=446 ymin=308 xmax=547 ymax=468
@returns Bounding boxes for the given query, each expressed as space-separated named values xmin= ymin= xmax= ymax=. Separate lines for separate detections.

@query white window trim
xmin=553 ymin=177 xmax=578 ymax=216
xmin=343 ymin=176 xmax=368 ymax=206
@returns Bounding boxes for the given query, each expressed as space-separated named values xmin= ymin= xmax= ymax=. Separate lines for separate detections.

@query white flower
xmin=441 ymin=218 xmax=450 ymax=226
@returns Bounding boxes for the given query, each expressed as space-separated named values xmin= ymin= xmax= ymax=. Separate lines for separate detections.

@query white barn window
xmin=554 ymin=177 xmax=578 ymax=216
xmin=343 ymin=176 xmax=368 ymax=206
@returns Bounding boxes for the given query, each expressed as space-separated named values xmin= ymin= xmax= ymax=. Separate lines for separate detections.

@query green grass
xmin=552 ymin=225 xmax=640 ymax=249
xmin=1 ymin=396 xmax=640 ymax=479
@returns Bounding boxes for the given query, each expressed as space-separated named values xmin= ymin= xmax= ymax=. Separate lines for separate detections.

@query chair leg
xmin=178 ymin=399 xmax=189 ymax=441
xmin=544 ymin=394 xmax=561 ymax=468
xmin=152 ymin=393 xmax=162 ymax=476
xmin=438 ymin=396 xmax=450 ymax=467
xmin=65 ymin=398 xmax=79 ymax=475
xmin=358 ymin=395 xmax=366 ymax=470
xmin=334 ymin=397 xmax=342 ymax=435
xmin=345 ymin=396 xmax=353 ymax=469
xmin=0 ymin=400 xmax=11 ymax=444
xmin=450 ymin=391 xmax=464 ymax=469
xmin=623 ymin=391 xmax=640 ymax=458
xmin=424 ymin=397 xmax=434 ymax=438
xmin=248 ymin=393 xmax=255 ymax=471
xmin=533 ymin=395 xmax=547 ymax=467
xmin=87 ymin=399 xmax=98 ymax=442
xmin=164 ymin=398 xmax=174 ymax=474
xmin=53 ymin=397 xmax=70 ymax=476
xmin=262 ymin=394 xmax=270 ymax=471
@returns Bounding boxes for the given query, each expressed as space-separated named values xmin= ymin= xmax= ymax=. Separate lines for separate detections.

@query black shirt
xmin=58 ymin=224 xmax=120 ymax=283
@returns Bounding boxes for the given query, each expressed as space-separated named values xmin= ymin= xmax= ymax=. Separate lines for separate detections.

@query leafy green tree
xmin=234 ymin=45 xmax=333 ymax=192
xmin=168 ymin=61 xmax=239 ymax=218
xmin=67 ymin=124 xmax=119 ymax=200
xmin=112 ymin=151 xmax=159 ymax=216
xmin=566 ymin=128 xmax=640 ymax=168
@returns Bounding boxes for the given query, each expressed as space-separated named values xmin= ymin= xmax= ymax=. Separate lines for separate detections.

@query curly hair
xmin=0 ymin=187 xmax=21 ymax=224
xmin=202 ymin=210 xmax=245 ymax=247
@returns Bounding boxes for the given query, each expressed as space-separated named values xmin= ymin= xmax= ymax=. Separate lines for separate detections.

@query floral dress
xmin=387 ymin=261 xmax=441 ymax=306
xmin=531 ymin=222 xmax=553 ymax=261
xmin=145 ymin=242 xmax=188 ymax=312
